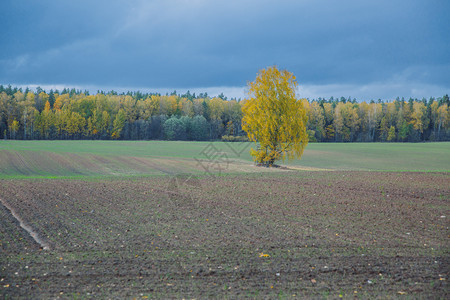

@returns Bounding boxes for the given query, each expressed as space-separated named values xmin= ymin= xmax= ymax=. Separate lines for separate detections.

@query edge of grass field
xmin=0 ymin=166 xmax=447 ymax=180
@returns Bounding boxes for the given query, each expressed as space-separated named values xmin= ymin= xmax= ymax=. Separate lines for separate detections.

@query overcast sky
xmin=1 ymin=0 xmax=449 ymax=100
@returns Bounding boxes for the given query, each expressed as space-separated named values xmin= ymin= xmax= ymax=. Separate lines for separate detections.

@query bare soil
xmin=0 ymin=171 xmax=448 ymax=298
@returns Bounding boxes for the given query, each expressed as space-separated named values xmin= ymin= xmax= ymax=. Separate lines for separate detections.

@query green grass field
xmin=0 ymin=140 xmax=449 ymax=178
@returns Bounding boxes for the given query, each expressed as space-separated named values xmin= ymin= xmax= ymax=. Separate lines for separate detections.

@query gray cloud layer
xmin=1 ymin=0 xmax=449 ymax=99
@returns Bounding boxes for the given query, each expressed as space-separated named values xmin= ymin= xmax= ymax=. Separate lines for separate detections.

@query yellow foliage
xmin=9 ymin=119 xmax=20 ymax=138
xmin=53 ymin=97 xmax=63 ymax=111
xmin=437 ymin=104 xmax=448 ymax=127
xmin=209 ymin=97 xmax=225 ymax=120
xmin=242 ymin=66 xmax=308 ymax=166
xmin=410 ymin=102 xmax=429 ymax=133
xmin=44 ymin=100 xmax=51 ymax=112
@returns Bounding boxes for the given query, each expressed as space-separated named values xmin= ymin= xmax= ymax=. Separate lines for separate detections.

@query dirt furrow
xmin=0 ymin=197 xmax=51 ymax=250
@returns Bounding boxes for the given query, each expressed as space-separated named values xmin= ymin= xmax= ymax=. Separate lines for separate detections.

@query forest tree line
xmin=0 ymin=85 xmax=449 ymax=142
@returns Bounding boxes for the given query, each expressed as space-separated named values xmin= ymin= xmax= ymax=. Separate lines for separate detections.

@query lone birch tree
xmin=242 ymin=66 xmax=308 ymax=166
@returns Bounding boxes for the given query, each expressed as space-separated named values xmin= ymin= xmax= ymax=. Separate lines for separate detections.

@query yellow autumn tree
xmin=9 ymin=119 xmax=20 ymax=139
xmin=242 ymin=66 xmax=308 ymax=166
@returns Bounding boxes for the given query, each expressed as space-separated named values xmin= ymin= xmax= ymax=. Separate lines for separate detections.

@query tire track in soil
xmin=0 ymin=197 xmax=51 ymax=250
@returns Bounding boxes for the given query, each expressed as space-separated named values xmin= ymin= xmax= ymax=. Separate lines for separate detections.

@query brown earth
xmin=0 ymin=171 xmax=448 ymax=298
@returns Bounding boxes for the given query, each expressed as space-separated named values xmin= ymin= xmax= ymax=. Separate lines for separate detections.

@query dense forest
xmin=0 ymin=85 xmax=448 ymax=142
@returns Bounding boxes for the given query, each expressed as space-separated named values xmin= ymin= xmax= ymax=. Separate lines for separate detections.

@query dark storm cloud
xmin=0 ymin=0 xmax=449 ymax=99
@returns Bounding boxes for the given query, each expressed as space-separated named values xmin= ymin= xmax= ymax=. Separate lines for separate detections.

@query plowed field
xmin=1 ymin=171 xmax=448 ymax=298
